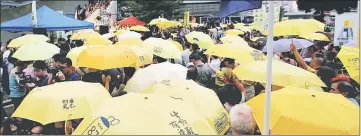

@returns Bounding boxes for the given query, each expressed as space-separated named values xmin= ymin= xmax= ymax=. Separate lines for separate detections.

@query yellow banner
xmin=184 ymin=12 xmax=190 ymax=27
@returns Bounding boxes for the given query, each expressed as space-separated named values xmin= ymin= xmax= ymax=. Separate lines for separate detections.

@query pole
xmin=264 ymin=1 xmax=274 ymax=135
xmin=32 ymin=0 xmax=37 ymax=27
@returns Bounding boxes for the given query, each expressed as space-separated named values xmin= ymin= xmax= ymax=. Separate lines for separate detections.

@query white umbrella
xmin=262 ymin=38 xmax=313 ymax=53
xmin=124 ymin=62 xmax=187 ymax=93
xmin=117 ymin=31 xmax=142 ymax=41
xmin=101 ymin=33 xmax=115 ymax=39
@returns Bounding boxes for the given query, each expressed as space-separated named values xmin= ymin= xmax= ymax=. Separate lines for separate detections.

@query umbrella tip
xmin=144 ymin=97 xmax=148 ymax=100
xmin=311 ymin=94 xmax=316 ymax=97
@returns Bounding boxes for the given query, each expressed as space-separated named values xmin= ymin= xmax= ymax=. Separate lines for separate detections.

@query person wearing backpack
xmin=209 ymin=22 xmax=224 ymax=43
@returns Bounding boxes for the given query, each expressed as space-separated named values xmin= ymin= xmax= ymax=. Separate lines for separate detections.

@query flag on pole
xmin=32 ymin=0 xmax=37 ymax=27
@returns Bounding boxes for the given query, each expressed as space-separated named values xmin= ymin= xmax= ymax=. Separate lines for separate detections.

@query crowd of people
xmin=75 ymin=0 xmax=111 ymax=20
xmin=0 ymin=17 xmax=359 ymax=135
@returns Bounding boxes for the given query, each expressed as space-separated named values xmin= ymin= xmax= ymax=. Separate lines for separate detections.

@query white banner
xmin=334 ymin=13 xmax=359 ymax=47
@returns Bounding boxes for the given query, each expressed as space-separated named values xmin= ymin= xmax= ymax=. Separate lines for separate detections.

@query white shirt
xmin=210 ymin=59 xmax=221 ymax=77
xmin=181 ymin=49 xmax=192 ymax=66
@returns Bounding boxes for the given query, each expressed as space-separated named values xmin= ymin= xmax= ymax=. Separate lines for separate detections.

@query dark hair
xmin=59 ymin=57 xmax=72 ymax=67
xmin=212 ymin=55 xmax=219 ymax=59
xmin=314 ymin=52 xmax=324 ymax=58
xmin=15 ymin=60 xmax=26 ymax=67
xmin=316 ymin=66 xmax=336 ymax=92
xmin=6 ymin=39 xmax=13 ymax=45
xmin=189 ymin=51 xmax=202 ymax=60
xmin=75 ymin=40 xmax=84 ymax=47
xmin=217 ymin=84 xmax=242 ymax=105
xmin=214 ymin=22 xmax=220 ymax=27
xmin=336 ymin=81 xmax=359 ymax=98
xmin=191 ymin=43 xmax=200 ymax=51
xmin=52 ymin=53 xmax=65 ymax=62
xmin=185 ymin=42 xmax=191 ymax=49
xmin=33 ymin=60 xmax=48 ymax=70
xmin=153 ymin=55 xmax=167 ymax=63
xmin=324 ymin=51 xmax=336 ymax=61
xmin=223 ymin=58 xmax=235 ymax=64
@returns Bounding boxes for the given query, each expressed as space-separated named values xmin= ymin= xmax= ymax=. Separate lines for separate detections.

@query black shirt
xmin=82 ymin=72 xmax=103 ymax=83
xmin=2 ymin=118 xmax=34 ymax=135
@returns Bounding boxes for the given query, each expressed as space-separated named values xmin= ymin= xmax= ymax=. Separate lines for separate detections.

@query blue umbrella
xmin=214 ymin=0 xmax=263 ymax=17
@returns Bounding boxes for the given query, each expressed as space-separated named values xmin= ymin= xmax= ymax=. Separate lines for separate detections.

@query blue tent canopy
xmin=214 ymin=0 xmax=263 ymax=18
xmin=1 ymin=5 xmax=94 ymax=31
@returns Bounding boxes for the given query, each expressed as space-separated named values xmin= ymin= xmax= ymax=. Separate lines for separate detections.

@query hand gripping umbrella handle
xmin=65 ymin=114 xmax=73 ymax=135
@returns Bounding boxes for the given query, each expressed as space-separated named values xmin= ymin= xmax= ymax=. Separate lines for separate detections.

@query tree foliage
xmin=117 ymin=0 xmax=183 ymax=22
xmin=296 ymin=0 xmax=358 ymax=14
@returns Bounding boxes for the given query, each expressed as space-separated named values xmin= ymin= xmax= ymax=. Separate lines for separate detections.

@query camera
xmin=48 ymin=67 xmax=62 ymax=82
xmin=15 ymin=72 xmax=33 ymax=85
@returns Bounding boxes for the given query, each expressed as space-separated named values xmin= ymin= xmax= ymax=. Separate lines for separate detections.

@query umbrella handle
xmin=64 ymin=114 xmax=73 ymax=135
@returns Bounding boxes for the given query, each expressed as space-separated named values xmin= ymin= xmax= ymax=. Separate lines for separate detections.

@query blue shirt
xmin=67 ymin=72 xmax=81 ymax=81
xmin=9 ymin=69 xmax=25 ymax=98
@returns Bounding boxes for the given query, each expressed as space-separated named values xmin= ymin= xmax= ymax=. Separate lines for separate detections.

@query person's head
xmin=52 ymin=53 xmax=65 ymax=67
xmin=316 ymin=66 xmax=336 ymax=91
xmin=223 ymin=58 xmax=235 ymax=69
xmin=331 ymin=81 xmax=358 ymax=98
xmin=33 ymin=60 xmax=48 ymax=78
xmin=15 ymin=60 xmax=29 ymax=70
xmin=152 ymin=55 xmax=167 ymax=64
xmin=310 ymin=56 xmax=324 ymax=69
xmin=75 ymin=40 xmax=84 ymax=47
xmin=184 ymin=42 xmax=191 ymax=49
xmin=190 ymin=43 xmax=199 ymax=52
xmin=31 ymin=125 xmax=43 ymax=135
xmin=229 ymin=104 xmax=257 ymax=135
xmin=324 ymin=51 xmax=336 ymax=62
xmin=214 ymin=22 xmax=220 ymax=27
xmin=211 ymin=55 xmax=219 ymax=60
xmin=189 ymin=52 xmax=202 ymax=65
xmin=59 ymin=58 xmax=74 ymax=75
xmin=186 ymin=65 xmax=198 ymax=81
xmin=217 ymin=84 xmax=243 ymax=106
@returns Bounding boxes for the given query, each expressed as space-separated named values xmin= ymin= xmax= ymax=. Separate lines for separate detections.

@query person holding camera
xmin=49 ymin=58 xmax=81 ymax=83
xmin=9 ymin=61 xmax=30 ymax=110
xmin=33 ymin=61 xmax=50 ymax=87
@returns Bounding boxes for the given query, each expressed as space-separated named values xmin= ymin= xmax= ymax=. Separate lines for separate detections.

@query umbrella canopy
xmin=300 ymin=33 xmax=330 ymax=42
xmin=1 ymin=6 xmax=93 ymax=31
xmin=142 ymin=38 xmax=181 ymax=59
xmin=72 ymin=93 xmax=216 ymax=135
xmin=220 ymin=35 xmax=248 ymax=46
xmin=12 ymin=81 xmax=111 ymax=125
xmin=232 ymin=59 xmax=326 ymax=88
xmin=141 ymin=79 xmax=230 ymax=135
xmin=168 ymin=40 xmax=184 ymax=51
xmin=71 ymin=30 xmax=101 ymax=40
xmin=12 ymin=42 xmax=60 ymax=61
xmin=118 ymin=16 xmax=145 ymax=26
xmin=224 ymin=29 xmax=245 ymax=36
xmin=117 ymin=31 xmax=142 ymax=41
xmin=204 ymin=43 xmax=266 ymax=62
xmin=124 ymin=62 xmax=187 ymax=93
xmin=185 ymin=31 xmax=215 ymax=49
xmin=77 ymin=46 xmax=138 ymax=70
xmin=130 ymin=25 xmax=150 ymax=32
xmin=157 ymin=21 xmax=181 ymax=29
xmin=246 ymin=86 xmax=359 ymax=135
xmin=114 ymin=38 xmax=143 ymax=47
xmin=127 ymin=46 xmax=153 ymax=67
xmin=84 ymin=36 xmax=113 ymax=46
xmin=66 ymin=46 xmax=89 ymax=67
xmin=337 ymin=46 xmax=359 ymax=83
xmin=263 ymin=19 xmax=325 ymax=36
xmin=262 ymin=38 xmax=314 ymax=53
xmin=8 ymin=34 xmax=49 ymax=48
xmin=149 ymin=18 xmax=169 ymax=25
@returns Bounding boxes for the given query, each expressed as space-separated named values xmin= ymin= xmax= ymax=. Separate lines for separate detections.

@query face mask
xmin=224 ymin=103 xmax=232 ymax=112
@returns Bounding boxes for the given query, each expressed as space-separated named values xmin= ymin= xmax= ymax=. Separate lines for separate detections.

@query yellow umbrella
xmin=185 ymin=31 xmax=215 ymax=49
xmin=114 ymin=38 xmax=143 ymax=47
xmin=338 ymin=46 xmax=360 ymax=83
xmin=224 ymin=29 xmax=245 ymax=36
xmin=66 ymin=46 xmax=89 ymax=67
xmin=77 ymin=46 xmax=138 ymax=70
xmin=71 ymin=30 xmax=101 ymax=40
xmin=72 ymin=92 xmax=216 ymax=135
xmin=234 ymin=23 xmax=245 ymax=29
xmin=84 ymin=36 xmax=113 ymax=46
xmin=263 ymin=19 xmax=325 ymax=36
xmin=12 ymin=81 xmax=111 ymax=125
xmin=114 ymin=29 xmax=129 ymax=36
xmin=300 ymin=32 xmax=330 ymax=42
xmin=204 ymin=43 xmax=266 ymax=62
xmin=157 ymin=21 xmax=179 ymax=29
xmin=168 ymin=40 xmax=183 ymax=51
xmin=232 ymin=59 xmax=325 ymax=88
xmin=12 ymin=42 xmax=60 ymax=61
xmin=142 ymin=37 xmax=181 ymax=59
xmin=127 ymin=46 xmax=153 ymax=67
xmin=141 ymin=79 xmax=230 ymax=135
xmin=246 ymin=86 xmax=359 ymax=135
xmin=220 ymin=35 xmax=248 ymax=46
xmin=125 ymin=62 xmax=187 ymax=93
xmin=130 ymin=25 xmax=150 ymax=32
xmin=149 ymin=18 xmax=169 ymax=25
xmin=8 ymin=34 xmax=49 ymax=48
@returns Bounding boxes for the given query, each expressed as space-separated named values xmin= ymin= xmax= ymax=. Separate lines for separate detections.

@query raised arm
xmin=290 ymin=43 xmax=308 ymax=70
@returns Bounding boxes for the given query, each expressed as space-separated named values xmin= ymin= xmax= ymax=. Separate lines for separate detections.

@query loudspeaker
xmin=33 ymin=28 xmax=48 ymax=37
